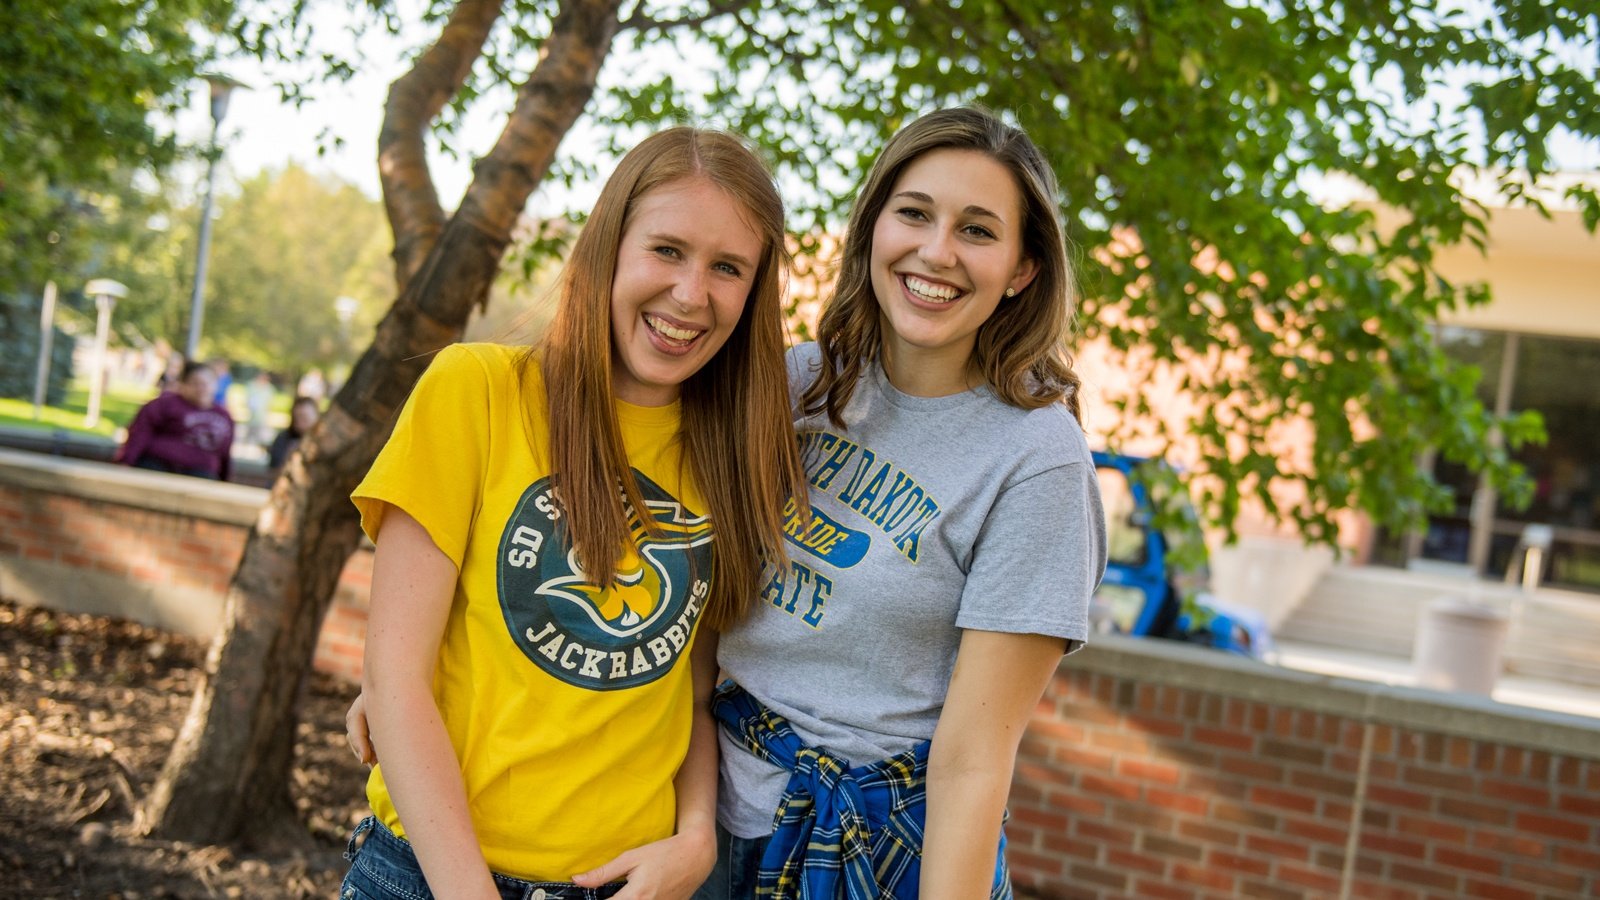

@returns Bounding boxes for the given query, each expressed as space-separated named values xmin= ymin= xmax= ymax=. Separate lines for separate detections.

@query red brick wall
xmin=318 ymin=555 xmax=372 ymax=682
xmin=1007 ymin=666 xmax=1600 ymax=899
xmin=1 ymin=485 xmax=247 ymax=594
xmin=0 ymin=480 xmax=372 ymax=682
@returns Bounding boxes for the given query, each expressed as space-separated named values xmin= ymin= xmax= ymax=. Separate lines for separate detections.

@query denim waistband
xmin=344 ymin=816 xmax=624 ymax=900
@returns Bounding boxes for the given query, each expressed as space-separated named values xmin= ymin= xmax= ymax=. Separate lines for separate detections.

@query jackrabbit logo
xmin=497 ymin=472 xmax=713 ymax=690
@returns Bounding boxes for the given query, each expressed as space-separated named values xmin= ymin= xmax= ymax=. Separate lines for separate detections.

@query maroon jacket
xmin=116 ymin=391 xmax=234 ymax=480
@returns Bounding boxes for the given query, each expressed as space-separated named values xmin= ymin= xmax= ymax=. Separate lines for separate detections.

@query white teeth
xmin=645 ymin=314 xmax=702 ymax=343
xmin=904 ymin=275 xmax=960 ymax=302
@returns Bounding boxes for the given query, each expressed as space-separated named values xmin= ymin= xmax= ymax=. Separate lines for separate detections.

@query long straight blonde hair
xmin=801 ymin=107 xmax=1083 ymax=424
xmin=531 ymin=127 xmax=805 ymax=629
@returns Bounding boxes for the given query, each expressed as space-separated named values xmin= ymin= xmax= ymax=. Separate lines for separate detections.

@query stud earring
xmin=1004 ymin=287 xmax=1016 ymax=298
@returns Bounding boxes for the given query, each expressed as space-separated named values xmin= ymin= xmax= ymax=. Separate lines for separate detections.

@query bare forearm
xmin=363 ymin=508 xmax=494 ymax=899
xmin=676 ymin=707 xmax=720 ymax=838
xmin=920 ymin=630 xmax=1065 ymax=899
xmin=674 ymin=632 xmax=721 ymax=848
xmin=367 ymin=679 xmax=498 ymax=900
xmin=658 ymin=704 xmax=719 ymax=890
xmin=571 ymin=633 xmax=722 ymax=895
xmin=919 ymin=759 xmax=1012 ymax=898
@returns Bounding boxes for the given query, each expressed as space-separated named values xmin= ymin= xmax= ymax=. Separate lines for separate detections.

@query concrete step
xmin=1276 ymin=568 xmax=1429 ymax=656
xmin=1280 ymin=563 xmax=1600 ymax=687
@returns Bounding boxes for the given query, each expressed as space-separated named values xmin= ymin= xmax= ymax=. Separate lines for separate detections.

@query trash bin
xmin=1413 ymin=597 xmax=1509 ymax=695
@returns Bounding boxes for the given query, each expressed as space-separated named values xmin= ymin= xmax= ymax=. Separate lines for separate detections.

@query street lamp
xmin=84 ymin=278 xmax=129 ymax=428
xmin=333 ymin=295 xmax=360 ymax=384
xmin=31 ymin=281 xmax=59 ymax=420
xmin=185 ymin=73 xmax=248 ymax=362
xmin=334 ymin=295 xmax=359 ymax=339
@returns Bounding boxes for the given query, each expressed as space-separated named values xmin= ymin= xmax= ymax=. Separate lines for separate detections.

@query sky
xmin=170 ymin=7 xmax=466 ymax=203
xmin=165 ymin=2 xmax=652 ymax=213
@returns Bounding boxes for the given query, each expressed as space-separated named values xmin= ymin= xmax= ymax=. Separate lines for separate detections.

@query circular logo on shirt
xmin=496 ymin=472 xmax=713 ymax=690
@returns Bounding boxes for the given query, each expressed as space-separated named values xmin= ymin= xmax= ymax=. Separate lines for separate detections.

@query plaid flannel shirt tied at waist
xmin=711 ymin=680 xmax=1011 ymax=900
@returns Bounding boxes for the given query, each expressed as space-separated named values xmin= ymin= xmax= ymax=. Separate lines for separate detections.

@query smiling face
xmin=609 ymin=176 xmax=764 ymax=407
xmin=869 ymin=148 xmax=1038 ymax=391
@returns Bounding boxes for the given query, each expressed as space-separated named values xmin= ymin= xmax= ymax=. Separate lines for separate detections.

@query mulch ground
xmin=0 ymin=599 xmax=369 ymax=899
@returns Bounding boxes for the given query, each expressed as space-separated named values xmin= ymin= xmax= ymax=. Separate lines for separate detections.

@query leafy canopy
xmin=198 ymin=165 xmax=392 ymax=374
xmin=0 ymin=0 xmax=231 ymax=295
xmin=234 ymin=0 xmax=1600 ymax=543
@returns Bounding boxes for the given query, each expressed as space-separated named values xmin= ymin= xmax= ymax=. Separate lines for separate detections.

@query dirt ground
xmin=0 ymin=598 xmax=369 ymax=899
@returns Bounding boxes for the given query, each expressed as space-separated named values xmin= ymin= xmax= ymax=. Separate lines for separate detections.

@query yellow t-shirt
xmin=351 ymin=343 xmax=712 ymax=880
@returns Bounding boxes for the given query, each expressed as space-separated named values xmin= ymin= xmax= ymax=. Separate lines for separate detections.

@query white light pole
xmin=84 ymin=278 xmax=129 ymax=428
xmin=185 ymin=74 xmax=247 ymax=362
xmin=334 ymin=295 xmax=359 ymax=342
xmin=31 ymin=281 xmax=58 ymax=420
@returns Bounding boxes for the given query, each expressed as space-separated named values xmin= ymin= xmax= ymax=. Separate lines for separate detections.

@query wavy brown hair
xmin=529 ymin=127 xmax=805 ymax=629
xmin=800 ymin=107 xmax=1083 ymax=423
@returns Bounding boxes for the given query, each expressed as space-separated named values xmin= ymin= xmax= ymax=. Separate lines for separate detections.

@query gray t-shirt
xmin=716 ymin=343 xmax=1107 ymax=837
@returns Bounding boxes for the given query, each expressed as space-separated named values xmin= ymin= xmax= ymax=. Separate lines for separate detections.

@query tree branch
xmin=723 ymin=7 xmax=824 ymax=84
xmin=618 ymin=0 xmax=746 ymax=35
xmin=443 ymin=0 xmax=625 ymax=315
xmin=379 ymin=0 xmax=505 ymax=286
xmin=989 ymin=0 xmax=1081 ymax=110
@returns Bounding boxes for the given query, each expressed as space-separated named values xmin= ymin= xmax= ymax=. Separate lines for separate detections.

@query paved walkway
xmin=1275 ymin=639 xmax=1600 ymax=721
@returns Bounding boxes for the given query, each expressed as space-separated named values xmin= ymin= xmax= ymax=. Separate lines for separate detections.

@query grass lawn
xmin=0 ymin=380 xmax=156 ymax=439
xmin=2 ymin=376 xmax=302 ymax=443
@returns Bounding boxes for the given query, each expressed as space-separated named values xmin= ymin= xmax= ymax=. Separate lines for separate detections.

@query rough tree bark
xmin=138 ymin=0 xmax=625 ymax=844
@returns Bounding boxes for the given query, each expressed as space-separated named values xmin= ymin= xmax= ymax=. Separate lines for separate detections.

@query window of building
xmin=1384 ymin=328 xmax=1600 ymax=593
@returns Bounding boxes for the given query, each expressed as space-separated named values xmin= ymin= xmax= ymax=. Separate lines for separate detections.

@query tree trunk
xmin=138 ymin=0 xmax=624 ymax=844
xmin=381 ymin=0 xmax=505 ymax=284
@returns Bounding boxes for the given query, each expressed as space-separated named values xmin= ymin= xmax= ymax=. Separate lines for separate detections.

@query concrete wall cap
xmin=1069 ymin=633 xmax=1600 ymax=760
xmin=0 ymin=448 xmax=265 ymax=526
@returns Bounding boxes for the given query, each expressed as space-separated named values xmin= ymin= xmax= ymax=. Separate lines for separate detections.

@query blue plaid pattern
xmin=713 ymin=681 xmax=1012 ymax=900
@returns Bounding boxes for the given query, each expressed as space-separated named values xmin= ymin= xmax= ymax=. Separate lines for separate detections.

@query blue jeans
xmin=689 ymin=824 xmax=770 ymax=900
xmin=341 ymin=817 xmax=624 ymax=900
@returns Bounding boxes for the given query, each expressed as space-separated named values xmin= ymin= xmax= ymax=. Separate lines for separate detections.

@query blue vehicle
xmin=1090 ymin=452 xmax=1274 ymax=660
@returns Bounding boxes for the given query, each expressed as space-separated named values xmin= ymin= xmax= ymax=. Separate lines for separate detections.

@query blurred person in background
xmin=155 ymin=353 xmax=185 ymax=391
xmin=267 ymin=395 xmax=320 ymax=474
xmin=210 ymin=358 xmax=233 ymax=407
xmin=245 ymin=371 xmax=277 ymax=446
xmin=116 ymin=361 xmax=233 ymax=481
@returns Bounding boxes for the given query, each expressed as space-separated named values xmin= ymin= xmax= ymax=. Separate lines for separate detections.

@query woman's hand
xmin=345 ymin=690 xmax=375 ymax=766
xmin=570 ymin=827 xmax=717 ymax=900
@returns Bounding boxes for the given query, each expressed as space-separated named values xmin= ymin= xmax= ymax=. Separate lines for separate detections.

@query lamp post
xmin=31 ymin=281 xmax=58 ymax=420
xmin=333 ymin=295 xmax=359 ymax=388
xmin=84 ymin=278 xmax=129 ymax=428
xmin=185 ymin=74 xmax=247 ymax=362
xmin=334 ymin=295 xmax=359 ymax=342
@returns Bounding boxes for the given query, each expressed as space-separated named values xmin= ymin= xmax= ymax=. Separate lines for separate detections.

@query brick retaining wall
xmin=0 ymin=449 xmax=370 ymax=681
xmin=2 ymin=448 xmax=1596 ymax=897
xmin=1014 ymin=645 xmax=1600 ymax=899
